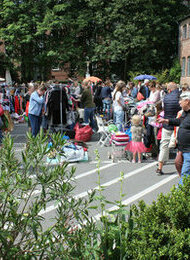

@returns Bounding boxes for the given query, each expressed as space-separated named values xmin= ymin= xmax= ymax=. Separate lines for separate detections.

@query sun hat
xmin=180 ymin=91 xmax=190 ymax=100
xmin=144 ymin=79 xmax=149 ymax=84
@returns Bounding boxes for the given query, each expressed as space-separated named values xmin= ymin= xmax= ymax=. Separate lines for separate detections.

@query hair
xmin=155 ymin=101 xmax=163 ymax=116
xmin=128 ymin=82 xmax=135 ymax=88
xmin=149 ymin=81 xmax=156 ymax=88
xmin=28 ymin=82 xmax=38 ymax=92
xmin=113 ymin=80 xmax=126 ymax=100
xmin=105 ymin=79 xmax=111 ymax=86
xmin=74 ymin=80 xmax=78 ymax=86
xmin=131 ymin=114 xmax=141 ymax=126
xmin=182 ymin=83 xmax=189 ymax=91
xmin=82 ymin=80 xmax=90 ymax=88
xmin=156 ymin=83 xmax=162 ymax=90
xmin=28 ymin=83 xmax=34 ymax=89
xmin=38 ymin=84 xmax=46 ymax=92
xmin=167 ymin=82 xmax=177 ymax=91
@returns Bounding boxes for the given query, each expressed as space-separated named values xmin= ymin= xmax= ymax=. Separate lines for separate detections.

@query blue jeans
xmin=28 ymin=114 xmax=41 ymax=137
xmin=84 ymin=107 xmax=96 ymax=130
xmin=114 ymin=110 xmax=124 ymax=132
xmin=179 ymin=152 xmax=190 ymax=185
xmin=103 ymin=99 xmax=111 ymax=120
xmin=41 ymin=115 xmax=48 ymax=130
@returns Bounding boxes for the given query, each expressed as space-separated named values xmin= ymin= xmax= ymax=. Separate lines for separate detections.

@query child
xmin=150 ymin=102 xmax=164 ymax=155
xmin=125 ymin=114 xmax=146 ymax=163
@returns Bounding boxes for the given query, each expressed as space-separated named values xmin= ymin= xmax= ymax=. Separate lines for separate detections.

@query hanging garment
xmin=47 ymin=87 xmax=69 ymax=125
xmin=14 ymin=96 xmax=20 ymax=114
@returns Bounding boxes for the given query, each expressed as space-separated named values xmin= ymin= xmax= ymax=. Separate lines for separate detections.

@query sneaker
xmin=132 ymin=159 xmax=136 ymax=163
xmin=138 ymin=160 xmax=142 ymax=163
xmin=156 ymin=168 xmax=164 ymax=176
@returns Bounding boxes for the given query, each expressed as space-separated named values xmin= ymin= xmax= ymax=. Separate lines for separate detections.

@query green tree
xmin=37 ymin=0 xmax=96 ymax=77
xmin=0 ymin=0 xmax=53 ymax=81
xmin=87 ymin=0 xmax=188 ymax=80
xmin=0 ymin=0 xmax=189 ymax=81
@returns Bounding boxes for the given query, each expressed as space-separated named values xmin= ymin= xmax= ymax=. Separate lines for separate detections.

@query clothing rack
xmin=47 ymin=84 xmax=69 ymax=135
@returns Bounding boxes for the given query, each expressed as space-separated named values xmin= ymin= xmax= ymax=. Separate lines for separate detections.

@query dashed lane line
xmin=91 ymin=173 xmax=178 ymax=222
xmin=39 ymin=161 xmax=158 ymax=215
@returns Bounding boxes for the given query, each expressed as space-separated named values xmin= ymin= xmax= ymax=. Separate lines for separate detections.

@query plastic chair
xmin=95 ymin=115 xmax=112 ymax=146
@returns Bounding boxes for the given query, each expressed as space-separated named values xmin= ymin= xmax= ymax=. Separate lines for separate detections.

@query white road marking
xmin=12 ymin=134 xmax=26 ymax=137
xmin=14 ymin=148 xmax=25 ymax=151
xmin=27 ymin=162 xmax=120 ymax=192
xmin=39 ymin=161 xmax=158 ymax=215
xmin=74 ymin=162 xmax=119 ymax=180
xmin=91 ymin=174 xmax=178 ymax=222
xmin=89 ymin=160 xmax=113 ymax=164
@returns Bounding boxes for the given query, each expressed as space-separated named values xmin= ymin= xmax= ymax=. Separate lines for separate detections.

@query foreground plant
xmin=0 ymin=132 xmax=95 ymax=259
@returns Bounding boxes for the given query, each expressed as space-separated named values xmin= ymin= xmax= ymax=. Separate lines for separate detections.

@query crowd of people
xmin=0 ymin=78 xmax=190 ymax=186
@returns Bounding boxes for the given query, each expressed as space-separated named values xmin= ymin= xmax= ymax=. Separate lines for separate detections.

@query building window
xmin=182 ymin=57 xmax=186 ymax=77
xmin=52 ymin=64 xmax=60 ymax=71
xmin=182 ymin=24 xmax=187 ymax=39
xmin=188 ymin=57 xmax=190 ymax=77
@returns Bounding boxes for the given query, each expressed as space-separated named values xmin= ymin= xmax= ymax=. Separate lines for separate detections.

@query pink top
xmin=150 ymin=111 xmax=164 ymax=140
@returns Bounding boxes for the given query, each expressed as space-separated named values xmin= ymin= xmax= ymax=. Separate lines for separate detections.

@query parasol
xmin=134 ymin=74 xmax=157 ymax=80
xmin=84 ymin=76 xmax=102 ymax=83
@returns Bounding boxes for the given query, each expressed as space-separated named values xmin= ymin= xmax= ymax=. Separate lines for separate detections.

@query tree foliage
xmin=0 ymin=0 xmax=189 ymax=81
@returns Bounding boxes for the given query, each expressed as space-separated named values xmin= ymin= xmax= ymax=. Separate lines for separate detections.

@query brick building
xmin=179 ymin=15 xmax=190 ymax=85
xmin=51 ymin=65 xmax=69 ymax=82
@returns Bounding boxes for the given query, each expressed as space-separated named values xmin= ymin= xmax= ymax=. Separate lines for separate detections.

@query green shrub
xmin=126 ymin=178 xmax=190 ymax=259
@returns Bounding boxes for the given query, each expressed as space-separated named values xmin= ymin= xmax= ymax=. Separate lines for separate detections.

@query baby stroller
xmin=108 ymin=132 xmax=130 ymax=162
xmin=124 ymin=97 xmax=137 ymax=127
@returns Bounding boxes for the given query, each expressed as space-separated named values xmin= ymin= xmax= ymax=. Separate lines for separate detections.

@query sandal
xmin=156 ymin=168 xmax=164 ymax=176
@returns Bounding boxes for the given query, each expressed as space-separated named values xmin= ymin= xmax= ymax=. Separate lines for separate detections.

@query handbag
xmin=0 ymin=104 xmax=4 ymax=116
xmin=137 ymin=92 xmax=144 ymax=101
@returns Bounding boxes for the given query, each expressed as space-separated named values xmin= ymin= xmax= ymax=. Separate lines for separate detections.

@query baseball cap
xmin=180 ymin=91 xmax=190 ymax=100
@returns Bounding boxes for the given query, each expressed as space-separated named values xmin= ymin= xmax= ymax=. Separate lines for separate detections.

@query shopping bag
xmin=137 ymin=92 xmax=144 ymax=101
xmin=74 ymin=123 xmax=93 ymax=142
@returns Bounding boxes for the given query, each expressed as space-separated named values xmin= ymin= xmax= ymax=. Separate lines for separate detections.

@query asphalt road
xmin=11 ymin=122 xmax=179 ymax=229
